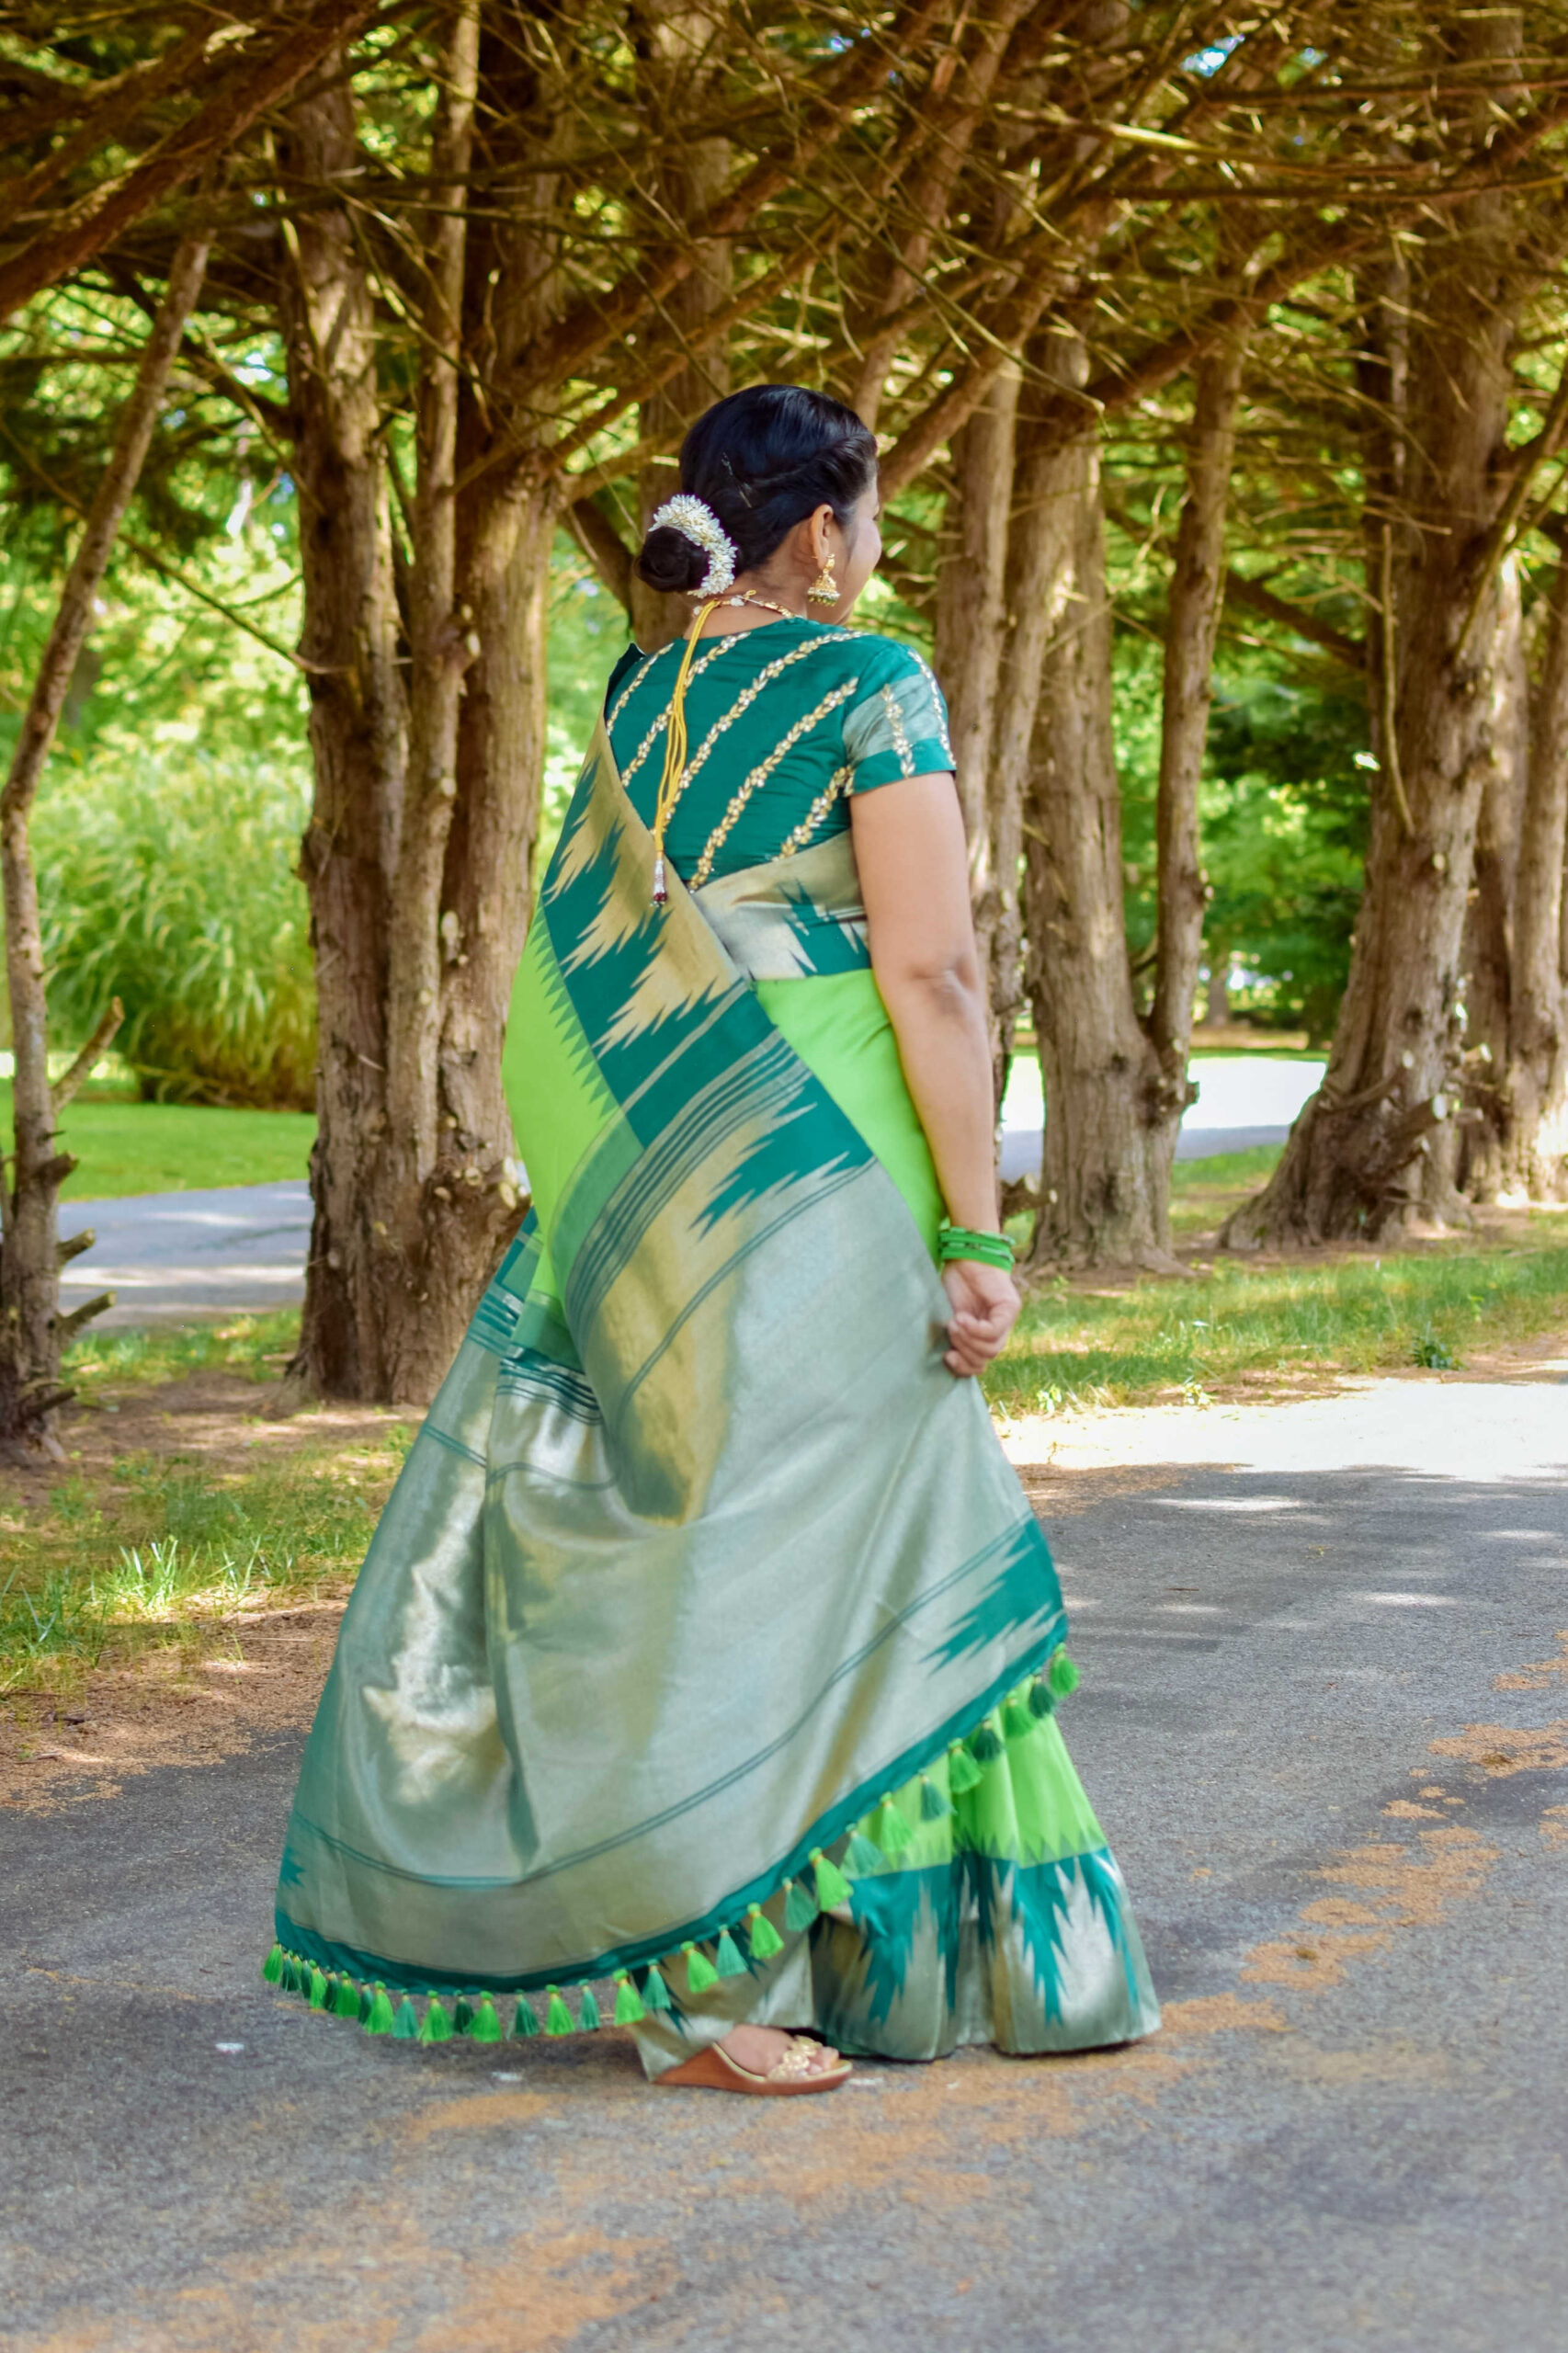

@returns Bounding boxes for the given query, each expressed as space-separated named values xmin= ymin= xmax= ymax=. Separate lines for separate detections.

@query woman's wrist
xmin=937 ymin=1219 xmax=1015 ymax=1269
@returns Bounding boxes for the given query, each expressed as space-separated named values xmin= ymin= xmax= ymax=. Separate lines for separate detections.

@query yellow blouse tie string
xmin=650 ymin=595 xmax=723 ymax=906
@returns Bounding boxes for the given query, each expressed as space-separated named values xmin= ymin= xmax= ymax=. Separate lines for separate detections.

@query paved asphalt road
xmin=4 ymin=1380 xmax=1565 ymax=2351
xmin=59 ymin=1182 xmax=313 ymax=1325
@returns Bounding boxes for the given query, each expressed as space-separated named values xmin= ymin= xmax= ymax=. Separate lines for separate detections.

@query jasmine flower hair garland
xmin=649 ymin=494 xmax=738 ymax=595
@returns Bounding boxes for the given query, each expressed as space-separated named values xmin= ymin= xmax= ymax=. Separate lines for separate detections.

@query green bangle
xmin=937 ymin=1222 xmax=1015 ymax=1269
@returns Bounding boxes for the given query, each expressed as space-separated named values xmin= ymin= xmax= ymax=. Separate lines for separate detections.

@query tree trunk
xmin=1456 ymin=558 xmax=1529 ymax=1199
xmin=0 ymin=229 xmax=210 ymax=1448
xmin=629 ymin=2 xmax=732 ymax=653
xmin=281 ymin=63 xmax=410 ymax=1401
xmin=1223 ymin=159 xmax=1525 ymax=1247
xmin=1146 ymin=337 xmax=1245 ymax=1199
xmin=933 ymin=362 xmax=1019 ymax=1105
xmin=1494 ymin=553 xmax=1568 ymax=1197
xmin=285 ymin=17 xmax=570 ymax=1405
xmin=1018 ymin=333 xmax=1171 ymax=1270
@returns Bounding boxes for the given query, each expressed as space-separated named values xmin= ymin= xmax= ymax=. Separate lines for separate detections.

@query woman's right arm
xmin=850 ymin=771 xmax=1020 ymax=1377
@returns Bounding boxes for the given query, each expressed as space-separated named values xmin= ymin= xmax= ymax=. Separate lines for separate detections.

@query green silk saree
xmin=268 ymin=716 xmax=1159 ymax=2059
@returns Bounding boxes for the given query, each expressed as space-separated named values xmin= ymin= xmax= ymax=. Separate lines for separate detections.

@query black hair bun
xmin=637 ymin=524 xmax=708 ymax=596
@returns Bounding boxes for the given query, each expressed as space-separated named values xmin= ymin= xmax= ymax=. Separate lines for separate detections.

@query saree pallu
xmin=268 ymin=721 xmax=1159 ymax=2060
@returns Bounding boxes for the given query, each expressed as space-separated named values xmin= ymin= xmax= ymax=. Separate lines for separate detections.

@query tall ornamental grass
xmin=33 ymin=754 xmax=316 ymax=1109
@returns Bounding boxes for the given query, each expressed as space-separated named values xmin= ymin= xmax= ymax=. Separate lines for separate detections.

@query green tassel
xmin=392 ymin=1996 xmax=420 ymax=2040
xmin=871 ymin=1795 xmax=914 ymax=1856
xmin=919 ymin=1773 xmax=951 ymax=1822
xmin=262 ymin=1943 xmax=284 ymax=1986
xmin=577 ymin=1985 xmax=602 ymax=2030
xmin=419 ymin=1995 xmax=454 ymax=2044
xmin=364 ymin=1983 xmax=396 ymax=2036
xmin=512 ymin=1994 xmax=540 ymax=2038
xmin=969 ymin=1719 xmax=1004 ymax=1764
xmin=452 ymin=1996 xmax=474 ymax=2036
xmin=641 ymin=1963 xmax=672 ymax=2013
xmin=845 ymin=1830 xmax=883 ymax=1875
xmin=613 ymin=1972 xmax=646 ymax=2024
xmin=783 ymin=1877 xmax=819 ymax=1931
xmin=713 ymin=1928 xmax=747 ymax=1979
xmin=947 ymin=1740 xmax=984 ymax=1795
xmin=334 ymin=1975 xmax=362 ymax=2020
xmin=358 ymin=1984 xmax=374 ymax=2025
xmin=281 ymin=1953 xmax=302 ymax=1995
xmin=1002 ymin=1695 xmax=1035 ymax=1741
xmin=308 ymin=1967 xmax=330 ymax=2011
xmin=682 ymin=1940 xmax=719 ymax=1993
xmin=812 ymin=1850 xmax=851 ymax=1909
xmin=1048 ymin=1647 xmax=1080 ymax=1699
xmin=545 ymin=1986 xmax=574 ymax=2036
xmin=470 ymin=1995 xmax=503 ymax=2043
xmin=1028 ymin=1675 xmax=1056 ymax=1719
xmin=746 ymin=1904 xmax=784 ymax=1959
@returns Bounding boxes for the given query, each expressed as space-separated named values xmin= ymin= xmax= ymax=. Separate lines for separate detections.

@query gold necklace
xmin=720 ymin=589 xmax=803 ymax=621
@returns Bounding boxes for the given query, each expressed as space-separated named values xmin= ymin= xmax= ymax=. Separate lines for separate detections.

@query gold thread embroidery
xmin=677 ymin=633 xmax=855 ymax=802
xmin=881 ymin=682 xmax=915 ymax=778
xmin=777 ymin=765 xmax=853 ymax=862
xmin=690 ymin=681 xmax=859 ymax=890
xmin=619 ymin=639 xmax=738 ymax=789
xmin=906 ymin=649 xmax=955 ymax=764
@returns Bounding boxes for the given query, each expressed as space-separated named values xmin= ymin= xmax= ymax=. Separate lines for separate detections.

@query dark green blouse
xmin=606 ymin=616 xmax=952 ymax=889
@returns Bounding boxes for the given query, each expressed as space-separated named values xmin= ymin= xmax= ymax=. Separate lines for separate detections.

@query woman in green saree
xmin=267 ymin=385 xmax=1159 ymax=2095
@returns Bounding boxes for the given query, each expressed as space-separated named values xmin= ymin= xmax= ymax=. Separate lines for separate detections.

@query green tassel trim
xmin=334 ymin=1975 xmax=362 ymax=2021
xmin=392 ymin=1996 xmax=420 ymax=2040
xmin=308 ymin=1966 xmax=330 ymax=2011
xmin=577 ymin=1985 xmax=602 ymax=2030
xmin=280 ymin=1953 xmax=302 ymax=1995
xmin=947 ymin=1739 xmax=984 ymax=1794
xmin=1001 ymin=1695 xmax=1035 ymax=1742
xmin=845 ymin=1830 xmax=884 ymax=1875
xmin=1048 ymin=1646 xmax=1080 ymax=1699
xmin=452 ymin=1996 xmax=474 ymax=2037
xmin=262 ymin=1943 xmax=284 ymax=1986
xmin=363 ymin=1984 xmax=396 ymax=2036
xmin=919 ymin=1772 xmax=951 ymax=1822
xmin=470 ymin=1995 xmax=503 ymax=2043
xmin=783 ymin=1876 xmax=819 ymax=1931
xmin=746 ymin=1904 xmax=784 ymax=1960
xmin=613 ymin=1972 xmax=646 ymax=2024
xmin=713 ymin=1928 xmax=747 ymax=1980
xmin=968 ymin=1718 xmax=1004 ymax=1765
xmin=1028 ymin=1675 xmax=1056 ymax=1719
xmin=545 ymin=1986 xmax=574 ymax=2036
xmin=870 ymin=1794 xmax=914 ymax=1856
xmin=419 ymin=1995 xmax=454 ymax=2043
xmin=512 ymin=1994 xmax=540 ymax=2038
xmin=682 ymin=1939 xmax=720 ymax=1994
xmin=641 ymin=1963 xmax=672 ymax=2013
xmin=812 ymin=1849 xmax=851 ymax=1909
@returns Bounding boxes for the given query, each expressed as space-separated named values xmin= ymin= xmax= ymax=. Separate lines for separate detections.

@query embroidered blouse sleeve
xmin=841 ymin=643 xmax=954 ymax=791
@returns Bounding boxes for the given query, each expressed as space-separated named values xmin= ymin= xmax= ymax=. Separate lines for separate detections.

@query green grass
xmin=0 ymin=1080 xmax=315 ymax=1199
xmin=986 ymin=1233 xmax=1568 ymax=1415
xmin=62 ymin=1306 xmax=303 ymax=1392
xmin=1169 ymin=1146 xmax=1283 ymax=1236
xmin=2 ymin=1312 xmax=409 ymax=1696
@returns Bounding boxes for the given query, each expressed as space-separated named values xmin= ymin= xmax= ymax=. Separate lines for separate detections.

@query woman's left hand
xmin=941 ymin=1259 xmax=1019 ymax=1377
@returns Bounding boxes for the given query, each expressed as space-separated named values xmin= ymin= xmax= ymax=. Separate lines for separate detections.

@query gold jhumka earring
xmin=807 ymin=559 xmax=838 ymax=605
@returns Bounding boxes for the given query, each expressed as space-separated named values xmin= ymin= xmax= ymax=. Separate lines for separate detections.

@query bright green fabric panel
xmin=756 ymin=969 xmax=944 ymax=1258
xmin=500 ymin=916 xmax=619 ymax=1249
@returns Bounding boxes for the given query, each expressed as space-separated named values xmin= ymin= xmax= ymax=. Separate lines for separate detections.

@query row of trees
xmin=5 ymin=0 xmax=1568 ymax=1435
